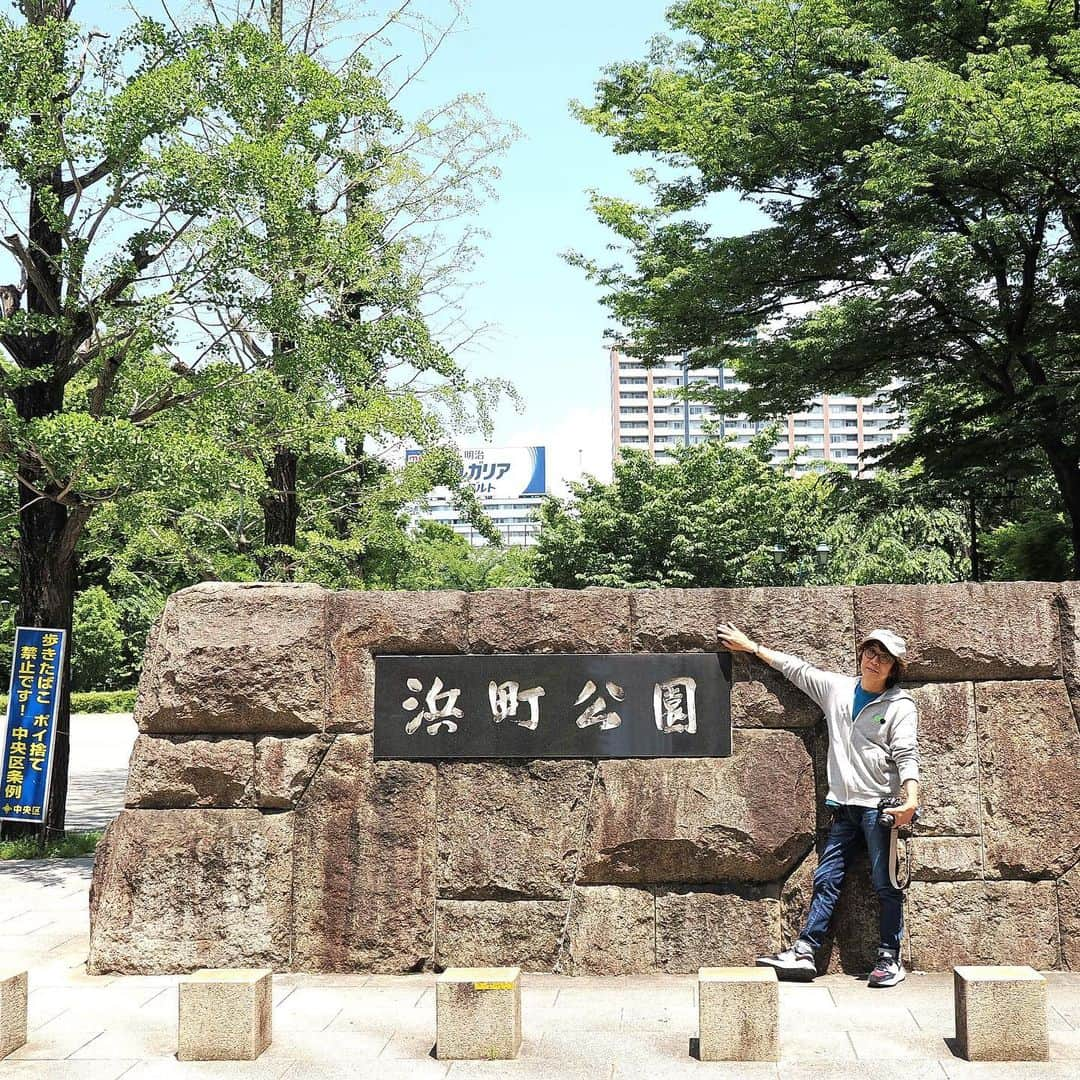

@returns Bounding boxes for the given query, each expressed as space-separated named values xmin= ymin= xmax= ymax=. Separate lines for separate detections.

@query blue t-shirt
xmin=853 ymin=682 xmax=881 ymax=722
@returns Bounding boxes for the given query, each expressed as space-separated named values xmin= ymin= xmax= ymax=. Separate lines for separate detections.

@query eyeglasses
xmin=861 ymin=645 xmax=893 ymax=663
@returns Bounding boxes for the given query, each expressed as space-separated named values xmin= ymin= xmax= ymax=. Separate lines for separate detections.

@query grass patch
xmin=0 ymin=830 xmax=102 ymax=860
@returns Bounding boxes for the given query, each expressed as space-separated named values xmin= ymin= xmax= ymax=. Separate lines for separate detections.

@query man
xmin=717 ymin=622 xmax=919 ymax=988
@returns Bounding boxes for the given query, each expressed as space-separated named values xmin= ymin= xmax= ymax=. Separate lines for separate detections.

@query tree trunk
xmin=1 ymin=385 xmax=79 ymax=842
xmin=968 ymin=490 xmax=981 ymax=582
xmin=1049 ymin=455 xmax=1080 ymax=579
xmin=259 ymin=447 xmax=299 ymax=579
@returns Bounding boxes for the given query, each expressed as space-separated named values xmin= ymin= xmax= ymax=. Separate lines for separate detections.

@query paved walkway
xmin=65 ymin=714 xmax=137 ymax=832
xmin=1 ymin=857 xmax=1078 ymax=1078
xmin=2 ymin=716 xmax=1079 ymax=1077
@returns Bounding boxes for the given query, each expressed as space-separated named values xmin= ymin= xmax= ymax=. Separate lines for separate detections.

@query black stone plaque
xmin=373 ymin=653 xmax=731 ymax=760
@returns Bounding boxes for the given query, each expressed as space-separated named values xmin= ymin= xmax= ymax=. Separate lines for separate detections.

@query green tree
xmin=820 ymin=470 xmax=971 ymax=583
xmin=0 ymin=4 xmax=505 ymax=835
xmin=375 ymin=521 xmax=537 ymax=591
xmin=981 ymin=509 xmax=1073 ymax=580
xmin=533 ymin=435 xmax=831 ymax=589
xmin=71 ymin=586 xmax=124 ymax=691
xmin=574 ymin=0 xmax=1080 ymax=576
xmin=532 ymin=437 xmax=970 ymax=589
xmin=183 ymin=1 xmax=516 ymax=577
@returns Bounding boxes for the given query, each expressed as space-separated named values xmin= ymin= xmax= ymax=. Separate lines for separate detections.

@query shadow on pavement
xmin=0 ymin=856 xmax=95 ymax=887
xmin=65 ymin=768 xmax=128 ymax=831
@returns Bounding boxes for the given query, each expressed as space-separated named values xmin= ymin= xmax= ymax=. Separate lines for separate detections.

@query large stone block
xmin=435 ymin=900 xmax=564 ymax=971
xmin=291 ymin=734 xmax=435 ymax=972
xmin=975 ymin=680 xmax=1080 ymax=878
xmin=125 ymin=735 xmax=254 ymax=809
xmin=564 ymin=886 xmax=655 ymax=974
xmin=437 ymin=760 xmax=593 ymax=899
xmin=717 ymin=587 xmax=856 ymax=669
xmin=178 ymin=968 xmax=272 ymax=1061
xmin=254 ymin=734 xmax=332 ymax=809
xmin=909 ymin=682 xmax=980 ymax=836
xmin=1061 ymin=582 xmax=1080 ymax=726
xmin=326 ymin=590 xmax=467 ymax=733
xmin=907 ymin=881 xmax=1059 ymax=971
xmin=0 ymin=970 xmax=27 ymax=1061
xmin=87 ymin=810 xmax=293 ymax=974
xmin=854 ymin=582 xmax=1061 ymax=681
xmin=731 ymin=665 xmax=824 ymax=729
xmin=632 ymin=589 xmax=726 ymax=651
xmin=1056 ymin=859 xmax=1080 ymax=971
xmin=655 ymin=889 xmax=781 ymax=973
xmin=910 ymin=836 xmax=983 ymax=881
xmin=136 ymin=582 xmax=328 ymax=734
xmin=436 ymin=967 xmax=522 ymax=1061
xmin=698 ymin=967 xmax=778 ymax=1062
xmin=954 ymin=966 xmax=1049 ymax=1062
xmin=467 ymin=588 xmax=631 ymax=652
xmin=721 ymin=587 xmax=854 ymax=730
xmin=634 ymin=586 xmax=852 ymax=728
xmin=579 ymin=731 xmax=814 ymax=885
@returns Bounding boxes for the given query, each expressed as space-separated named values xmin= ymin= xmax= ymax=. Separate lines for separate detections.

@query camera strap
xmin=887 ymin=826 xmax=912 ymax=890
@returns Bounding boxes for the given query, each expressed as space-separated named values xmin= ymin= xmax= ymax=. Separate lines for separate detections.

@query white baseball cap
xmin=859 ymin=629 xmax=907 ymax=661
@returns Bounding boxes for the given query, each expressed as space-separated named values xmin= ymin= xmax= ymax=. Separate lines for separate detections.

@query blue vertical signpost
xmin=1 ymin=627 xmax=67 ymax=827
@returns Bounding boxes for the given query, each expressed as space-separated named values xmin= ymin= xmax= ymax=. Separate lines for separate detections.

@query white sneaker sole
xmin=868 ymin=967 xmax=906 ymax=987
xmin=755 ymin=958 xmax=817 ymax=982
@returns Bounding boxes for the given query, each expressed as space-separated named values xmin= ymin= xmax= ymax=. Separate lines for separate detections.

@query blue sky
xmin=390 ymin=0 xmax=767 ymax=489
xmin=79 ymin=1 xmax=766 ymax=490
xmin=393 ymin=0 xmax=676 ymax=486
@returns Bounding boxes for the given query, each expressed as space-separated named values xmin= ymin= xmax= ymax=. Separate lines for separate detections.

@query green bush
xmin=71 ymin=689 xmax=137 ymax=713
xmin=0 ymin=690 xmax=135 ymax=713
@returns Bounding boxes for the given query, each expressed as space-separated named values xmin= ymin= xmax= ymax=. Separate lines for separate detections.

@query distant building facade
xmin=408 ymin=445 xmax=547 ymax=546
xmin=610 ymin=349 xmax=907 ymax=476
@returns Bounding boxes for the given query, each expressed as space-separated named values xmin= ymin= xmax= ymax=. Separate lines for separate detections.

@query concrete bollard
xmin=436 ymin=966 xmax=522 ymax=1060
xmin=0 ymin=969 xmax=28 ymax=1061
xmin=954 ymin=965 xmax=1049 ymax=1061
xmin=698 ymin=966 xmax=778 ymax=1062
xmin=178 ymin=968 xmax=272 ymax=1061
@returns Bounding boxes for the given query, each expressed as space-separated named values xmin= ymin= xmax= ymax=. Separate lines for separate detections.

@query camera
xmin=877 ymin=795 xmax=920 ymax=829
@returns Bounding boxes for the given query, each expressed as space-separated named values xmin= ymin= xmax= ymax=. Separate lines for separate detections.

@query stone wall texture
xmin=89 ymin=581 xmax=1080 ymax=975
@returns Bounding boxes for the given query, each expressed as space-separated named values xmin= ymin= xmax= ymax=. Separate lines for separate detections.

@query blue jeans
xmin=799 ymin=804 xmax=904 ymax=954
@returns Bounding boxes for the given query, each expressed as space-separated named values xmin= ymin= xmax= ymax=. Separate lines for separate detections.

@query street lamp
xmin=769 ymin=542 xmax=831 ymax=581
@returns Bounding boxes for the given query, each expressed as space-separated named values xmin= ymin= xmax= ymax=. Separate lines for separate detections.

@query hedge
xmin=0 ymin=689 xmax=136 ymax=714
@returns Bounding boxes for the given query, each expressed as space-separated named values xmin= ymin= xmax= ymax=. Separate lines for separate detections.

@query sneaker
xmin=755 ymin=939 xmax=817 ymax=981
xmin=868 ymin=948 xmax=906 ymax=987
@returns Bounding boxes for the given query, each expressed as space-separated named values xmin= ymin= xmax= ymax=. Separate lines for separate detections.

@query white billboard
xmin=407 ymin=446 xmax=547 ymax=501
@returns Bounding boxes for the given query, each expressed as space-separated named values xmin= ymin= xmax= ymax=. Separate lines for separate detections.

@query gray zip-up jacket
xmin=772 ymin=651 xmax=919 ymax=807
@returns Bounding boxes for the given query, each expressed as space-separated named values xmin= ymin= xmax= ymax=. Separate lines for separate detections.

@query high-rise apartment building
xmin=610 ymin=350 xmax=906 ymax=476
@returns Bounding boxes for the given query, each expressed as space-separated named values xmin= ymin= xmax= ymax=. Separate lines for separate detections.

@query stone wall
xmin=87 ymin=581 xmax=1080 ymax=975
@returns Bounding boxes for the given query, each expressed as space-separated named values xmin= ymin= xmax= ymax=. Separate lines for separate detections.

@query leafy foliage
xmin=532 ymin=438 xmax=970 ymax=589
xmin=71 ymin=586 xmax=125 ymax=691
xmin=573 ymin=0 xmax=1080 ymax=574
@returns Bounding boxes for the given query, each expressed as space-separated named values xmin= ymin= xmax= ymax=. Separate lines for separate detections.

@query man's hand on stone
xmin=718 ymin=623 xmax=757 ymax=653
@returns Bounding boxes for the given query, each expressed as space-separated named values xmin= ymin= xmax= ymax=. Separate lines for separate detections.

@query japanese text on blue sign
xmin=2 ymin=627 xmax=66 ymax=824
xmin=374 ymin=653 xmax=731 ymax=760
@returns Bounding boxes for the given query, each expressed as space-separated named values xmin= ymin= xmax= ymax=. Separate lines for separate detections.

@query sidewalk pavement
xmin=2 ymin=716 xmax=1079 ymax=1077
xmin=2 ymin=857 xmax=1078 ymax=1079
xmin=65 ymin=713 xmax=137 ymax=832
